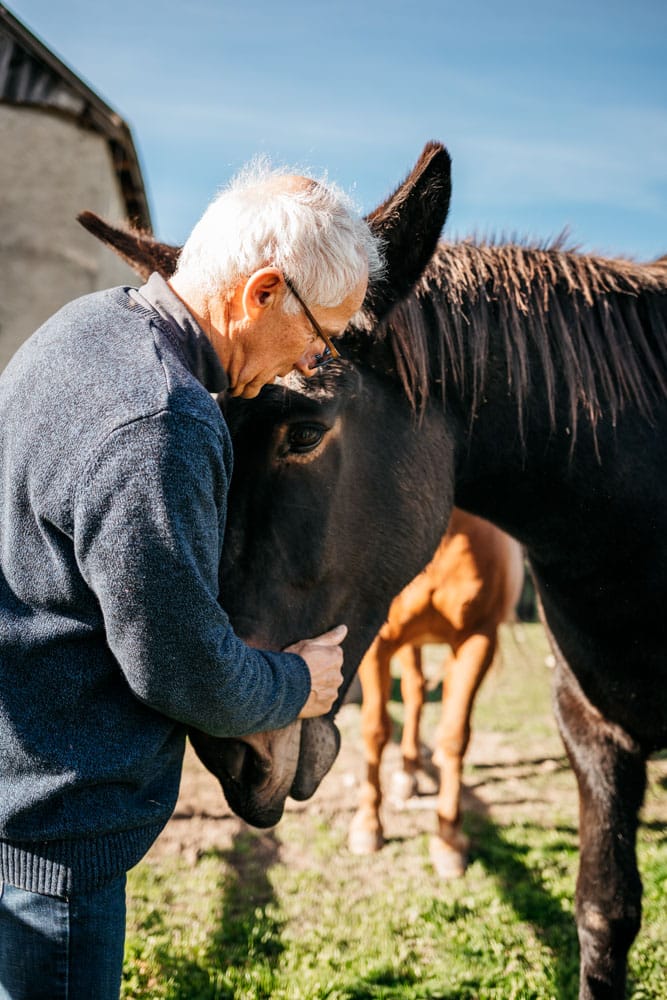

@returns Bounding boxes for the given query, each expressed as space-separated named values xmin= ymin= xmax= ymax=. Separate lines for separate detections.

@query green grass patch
xmin=123 ymin=820 xmax=667 ymax=999
xmin=122 ymin=625 xmax=667 ymax=999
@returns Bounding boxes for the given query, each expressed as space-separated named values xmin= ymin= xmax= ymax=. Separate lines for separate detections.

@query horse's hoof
xmin=389 ymin=769 xmax=418 ymax=803
xmin=348 ymin=823 xmax=384 ymax=855
xmin=429 ymin=834 xmax=467 ymax=879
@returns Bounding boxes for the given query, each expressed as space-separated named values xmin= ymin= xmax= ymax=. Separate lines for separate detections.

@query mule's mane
xmin=383 ymin=239 xmax=667 ymax=438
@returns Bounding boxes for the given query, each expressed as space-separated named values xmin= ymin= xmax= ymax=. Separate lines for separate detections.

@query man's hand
xmin=284 ymin=624 xmax=347 ymax=719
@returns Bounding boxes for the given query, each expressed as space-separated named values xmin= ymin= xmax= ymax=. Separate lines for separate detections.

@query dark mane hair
xmin=382 ymin=239 xmax=667 ymax=440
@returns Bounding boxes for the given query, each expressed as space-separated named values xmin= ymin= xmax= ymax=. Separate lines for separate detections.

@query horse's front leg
xmin=554 ymin=660 xmax=646 ymax=1000
xmin=348 ymin=634 xmax=393 ymax=854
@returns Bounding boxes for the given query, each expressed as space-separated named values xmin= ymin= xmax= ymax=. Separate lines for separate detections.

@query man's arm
xmin=73 ymin=409 xmax=312 ymax=736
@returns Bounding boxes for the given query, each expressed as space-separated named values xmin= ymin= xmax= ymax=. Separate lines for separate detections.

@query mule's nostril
xmin=223 ymin=741 xmax=247 ymax=783
xmin=222 ymin=741 xmax=271 ymax=787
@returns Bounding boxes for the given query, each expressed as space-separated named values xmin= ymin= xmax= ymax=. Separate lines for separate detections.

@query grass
xmin=122 ymin=625 xmax=667 ymax=999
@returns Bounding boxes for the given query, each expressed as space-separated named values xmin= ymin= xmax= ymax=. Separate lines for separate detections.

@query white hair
xmin=173 ymin=158 xmax=384 ymax=312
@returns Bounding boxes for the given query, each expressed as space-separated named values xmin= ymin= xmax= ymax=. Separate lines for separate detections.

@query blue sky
xmin=9 ymin=0 xmax=667 ymax=259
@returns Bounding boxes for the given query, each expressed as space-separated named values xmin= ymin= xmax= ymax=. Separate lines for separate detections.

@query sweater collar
xmin=130 ymin=272 xmax=228 ymax=393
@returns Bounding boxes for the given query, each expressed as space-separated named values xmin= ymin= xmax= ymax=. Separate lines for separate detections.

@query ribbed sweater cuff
xmin=0 ymin=823 xmax=164 ymax=897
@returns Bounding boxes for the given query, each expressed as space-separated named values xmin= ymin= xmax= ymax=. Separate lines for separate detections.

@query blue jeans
xmin=0 ymin=876 xmax=126 ymax=1000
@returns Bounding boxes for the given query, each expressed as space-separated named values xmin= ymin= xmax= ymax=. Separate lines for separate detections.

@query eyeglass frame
xmin=283 ymin=276 xmax=341 ymax=369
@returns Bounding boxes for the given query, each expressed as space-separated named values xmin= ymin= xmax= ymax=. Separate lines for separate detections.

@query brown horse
xmin=348 ymin=509 xmax=524 ymax=877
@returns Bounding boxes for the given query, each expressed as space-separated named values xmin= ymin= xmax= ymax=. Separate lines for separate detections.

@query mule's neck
xmin=452 ymin=338 xmax=667 ymax=574
xmin=397 ymin=242 xmax=667 ymax=553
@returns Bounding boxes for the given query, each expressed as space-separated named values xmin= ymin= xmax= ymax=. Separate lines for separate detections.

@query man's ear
xmin=242 ymin=268 xmax=285 ymax=319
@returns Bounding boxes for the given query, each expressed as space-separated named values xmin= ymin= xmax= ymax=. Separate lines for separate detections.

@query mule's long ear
xmin=363 ymin=141 xmax=451 ymax=321
xmin=77 ymin=211 xmax=181 ymax=281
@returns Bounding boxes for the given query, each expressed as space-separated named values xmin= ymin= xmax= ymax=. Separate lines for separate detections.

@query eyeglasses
xmin=284 ymin=276 xmax=341 ymax=370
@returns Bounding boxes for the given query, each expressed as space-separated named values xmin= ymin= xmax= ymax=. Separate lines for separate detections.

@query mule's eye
xmin=287 ymin=423 xmax=326 ymax=453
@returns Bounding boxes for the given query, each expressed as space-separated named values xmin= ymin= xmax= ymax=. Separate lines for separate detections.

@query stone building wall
xmin=0 ymin=104 xmax=137 ymax=370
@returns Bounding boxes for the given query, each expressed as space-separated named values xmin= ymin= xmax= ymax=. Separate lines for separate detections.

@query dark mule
xmin=80 ymin=144 xmax=667 ymax=999
xmin=78 ymin=140 xmax=455 ymax=816
xmin=349 ymin=509 xmax=524 ymax=879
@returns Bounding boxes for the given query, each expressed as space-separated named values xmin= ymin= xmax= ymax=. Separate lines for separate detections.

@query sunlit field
xmin=122 ymin=625 xmax=667 ymax=999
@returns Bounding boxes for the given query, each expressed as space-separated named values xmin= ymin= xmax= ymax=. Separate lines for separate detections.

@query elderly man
xmin=0 ymin=163 xmax=383 ymax=998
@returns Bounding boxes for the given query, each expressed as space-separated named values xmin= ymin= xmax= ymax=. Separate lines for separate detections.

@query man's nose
xmin=294 ymin=351 xmax=318 ymax=376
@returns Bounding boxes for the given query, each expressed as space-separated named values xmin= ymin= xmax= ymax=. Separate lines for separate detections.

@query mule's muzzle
xmin=188 ymin=716 xmax=342 ymax=828
xmin=189 ymin=730 xmax=284 ymax=828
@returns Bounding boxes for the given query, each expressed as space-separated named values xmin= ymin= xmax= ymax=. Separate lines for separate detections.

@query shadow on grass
xmin=125 ymin=829 xmax=284 ymax=1000
xmin=206 ymin=829 xmax=284 ymax=998
xmin=639 ymin=819 xmax=667 ymax=844
xmin=466 ymin=811 xmax=581 ymax=999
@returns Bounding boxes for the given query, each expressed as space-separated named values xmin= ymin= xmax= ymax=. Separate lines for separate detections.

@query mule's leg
xmin=389 ymin=644 xmax=424 ymax=802
xmin=555 ymin=662 xmax=646 ymax=1000
xmin=431 ymin=630 xmax=496 ymax=878
xmin=348 ymin=635 xmax=393 ymax=854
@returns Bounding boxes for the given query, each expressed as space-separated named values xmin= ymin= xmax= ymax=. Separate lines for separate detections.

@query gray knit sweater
xmin=0 ymin=273 xmax=310 ymax=895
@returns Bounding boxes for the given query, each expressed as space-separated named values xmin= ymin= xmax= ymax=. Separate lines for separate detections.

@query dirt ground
xmin=147 ymin=693 xmax=667 ymax=868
